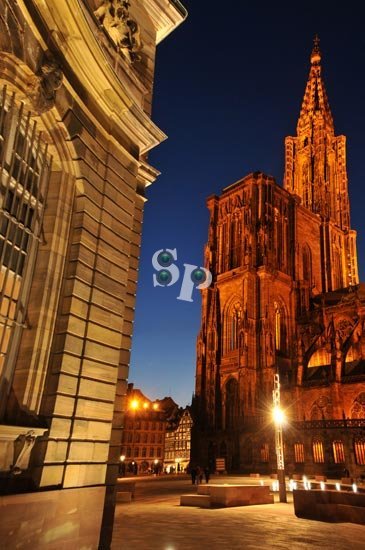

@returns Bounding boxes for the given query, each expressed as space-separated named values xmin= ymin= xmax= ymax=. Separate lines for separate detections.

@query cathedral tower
xmin=284 ymin=37 xmax=358 ymax=291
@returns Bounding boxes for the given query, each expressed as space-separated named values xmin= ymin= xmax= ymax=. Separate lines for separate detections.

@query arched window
xmin=308 ymin=347 xmax=331 ymax=368
xmin=0 ymin=89 xmax=51 ymax=399
xmin=354 ymin=439 xmax=365 ymax=465
xmin=302 ymin=244 xmax=312 ymax=284
xmin=332 ymin=441 xmax=345 ymax=464
xmin=230 ymin=215 xmax=241 ymax=269
xmin=294 ymin=442 xmax=305 ymax=463
xmin=218 ymin=221 xmax=228 ymax=273
xmin=332 ymin=247 xmax=343 ymax=289
xmin=274 ymin=301 xmax=287 ymax=354
xmin=224 ymin=301 xmax=242 ymax=353
xmin=310 ymin=405 xmax=321 ymax=420
xmin=345 ymin=345 xmax=360 ymax=364
xmin=230 ymin=313 xmax=239 ymax=351
xmin=312 ymin=439 xmax=324 ymax=463
xmin=225 ymin=378 xmax=239 ymax=430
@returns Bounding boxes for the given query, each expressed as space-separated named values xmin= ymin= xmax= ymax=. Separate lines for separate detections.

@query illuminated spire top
xmin=297 ymin=36 xmax=333 ymax=132
xmin=311 ymin=34 xmax=321 ymax=65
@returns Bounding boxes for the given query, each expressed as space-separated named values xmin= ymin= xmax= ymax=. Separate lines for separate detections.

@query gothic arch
xmin=309 ymin=396 xmax=333 ymax=420
xmin=310 ymin=404 xmax=322 ymax=420
xmin=332 ymin=245 xmax=343 ymax=290
xmin=222 ymin=296 xmax=242 ymax=354
xmin=273 ymin=298 xmax=288 ymax=354
xmin=302 ymin=243 xmax=312 ymax=284
xmin=345 ymin=345 xmax=360 ymax=364
xmin=350 ymin=393 xmax=365 ymax=419
xmin=229 ymin=211 xmax=242 ymax=269
xmin=307 ymin=347 xmax=331 ymax=368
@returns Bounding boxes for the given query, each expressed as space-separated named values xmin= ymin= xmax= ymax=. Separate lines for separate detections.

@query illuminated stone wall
xmin=0 ymin=0 xmax=186 ymax=547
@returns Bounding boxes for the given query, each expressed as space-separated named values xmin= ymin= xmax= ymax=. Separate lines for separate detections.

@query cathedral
xmin=194 ymin=39 xmax=365 ymax=477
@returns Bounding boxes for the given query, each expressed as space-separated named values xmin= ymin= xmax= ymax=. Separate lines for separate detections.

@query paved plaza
xmin=111 ymin=475 xmax=365 ymax=550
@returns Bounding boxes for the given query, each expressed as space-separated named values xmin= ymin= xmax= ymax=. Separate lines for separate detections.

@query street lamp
xmin=272 ymin=373 xmax=287 ymax=503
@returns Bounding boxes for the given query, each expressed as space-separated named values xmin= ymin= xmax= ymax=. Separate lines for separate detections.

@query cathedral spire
xmin=297 ymin=35 xmax=333 ymax=133
xmin=284 ymin=39 xmax=358 ymax=292
xmin=310 ymin=34 xmax=321 ymax=65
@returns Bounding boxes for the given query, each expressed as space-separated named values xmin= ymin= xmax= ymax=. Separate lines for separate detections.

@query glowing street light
xmin=272 ymin=373 xmax=287 ymax=503
xmin=272 ymin=406 xmax=285 ymax=426
xmin=130 ymin=399 xmax=139 ymax=410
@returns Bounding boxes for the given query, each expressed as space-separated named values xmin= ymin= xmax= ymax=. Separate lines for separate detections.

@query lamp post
xmin=272 ymin=373 xmax=287 ymax=503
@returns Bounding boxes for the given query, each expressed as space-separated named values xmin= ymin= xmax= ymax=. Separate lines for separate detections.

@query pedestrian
xmin=204 ymin=466 xmax=210 ymax=484
xmin=196 ymin=466 xmax=203 ymax=485
xmin=343 ymin=467 xmax=350 ymax=478
xmin=191 ymin=466 xmax=197 ymax=485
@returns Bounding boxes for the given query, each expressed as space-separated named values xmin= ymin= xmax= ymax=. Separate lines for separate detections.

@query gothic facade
xmin=194 ymin=41 xmax=365 ymax=478
xmin=0 ymin=1 xmax=186 ymax=548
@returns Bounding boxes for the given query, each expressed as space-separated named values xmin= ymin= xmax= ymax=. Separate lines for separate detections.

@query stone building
xmin=193 ymin=40 xmax=365 ymax=478
xmin=0 ymin=0 xmax=186 ymax=548
xmin=120 ymin=384 xmax=178 ymax=474
xmin=164 ymin=407 xmax=193 ymax=472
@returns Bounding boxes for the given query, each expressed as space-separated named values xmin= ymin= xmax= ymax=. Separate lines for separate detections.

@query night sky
xmin=129 ymin=1 xmax=365 ymax=406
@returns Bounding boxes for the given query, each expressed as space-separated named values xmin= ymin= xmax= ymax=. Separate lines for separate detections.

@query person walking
xmin=204 ymin=466 xmax=210 ymax=484
xmin=196 ymin=466 xmax=201 ymax=485
xmin=190 ymin=466 xmax=197 ymax=485
xmin=196 ymin=466 xmax=203 ymax=485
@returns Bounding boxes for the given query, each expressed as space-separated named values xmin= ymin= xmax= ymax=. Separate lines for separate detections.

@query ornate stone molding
xmin=94 ymin=0 xmax=142 ymax=62
xmin=27 ymin=56 xmax=63 ymax=114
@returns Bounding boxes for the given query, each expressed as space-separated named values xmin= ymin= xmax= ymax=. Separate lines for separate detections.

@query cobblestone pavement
xmin=111 ymin=476 xmax=365 ymax=550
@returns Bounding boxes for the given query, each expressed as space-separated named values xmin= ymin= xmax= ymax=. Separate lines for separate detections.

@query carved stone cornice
xmin=143 ymin=0 xmax=187 ymax=44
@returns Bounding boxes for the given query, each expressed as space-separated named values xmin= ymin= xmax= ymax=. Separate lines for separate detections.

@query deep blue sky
xmin=129 ymin=1 xmax=365 ymax=406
